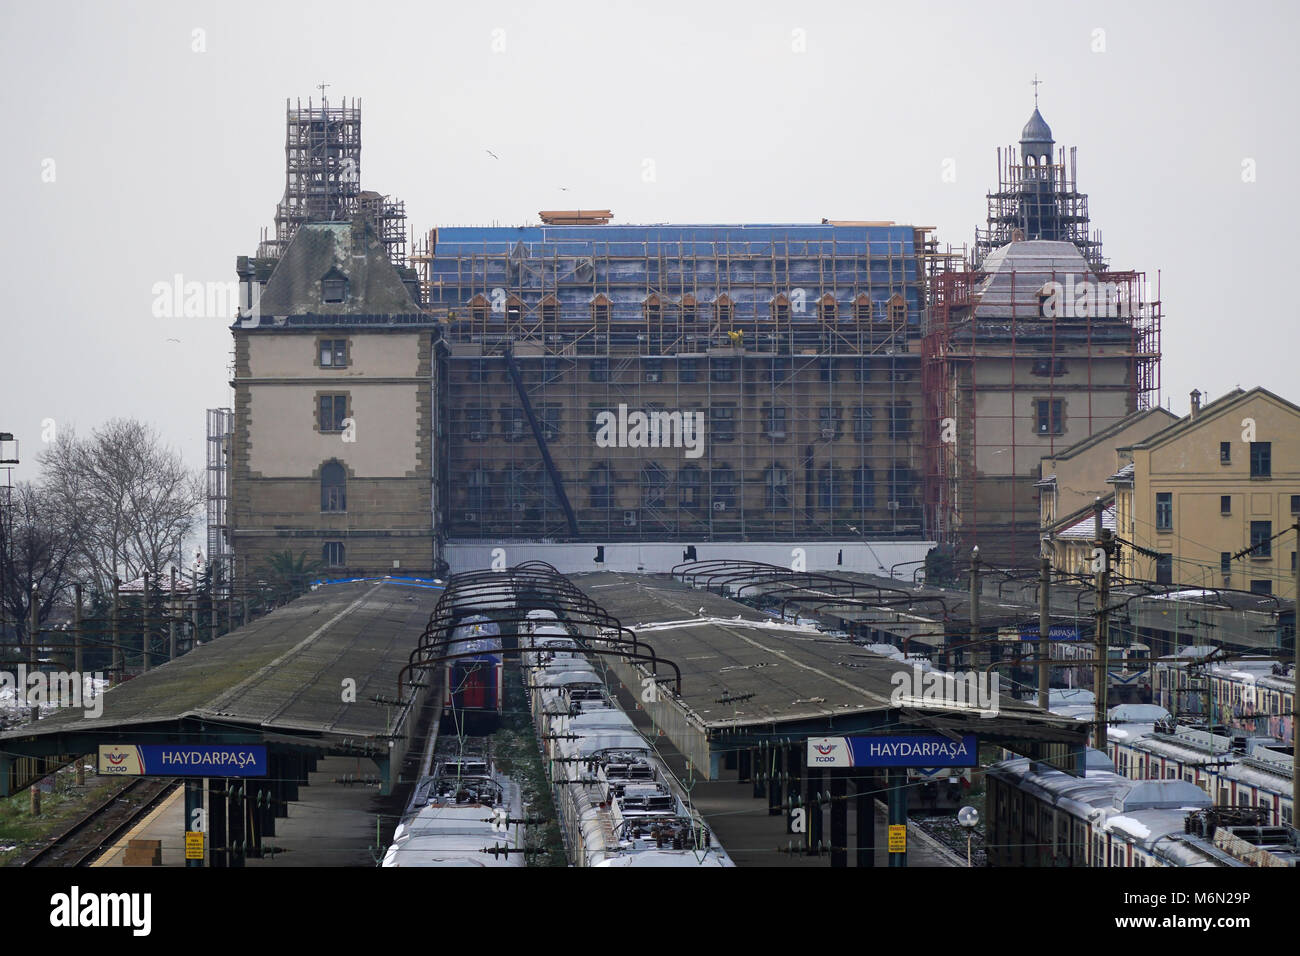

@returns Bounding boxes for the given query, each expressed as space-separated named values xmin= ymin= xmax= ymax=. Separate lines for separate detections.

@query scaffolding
xmin=975 ymin=144 xmax=1105 ymax=271
xmin=256 ymin=97 xmax=407 ymax=264
xmin=206 ymin=408 xmax=232 ymax=579
xmin=922 ymin=260 xmax=1161 ymax=565
xmin=413 ymin=223 xmax=930 ymax=542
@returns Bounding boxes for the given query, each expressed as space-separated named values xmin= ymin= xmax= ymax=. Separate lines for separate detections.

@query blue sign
xmin=1019 ymin=624 xmax=1083 ymax=642
xmin=807 ymin=734 xmax=978 ymax=768
xmin=98 ymin=744 xmax=267 ymax=777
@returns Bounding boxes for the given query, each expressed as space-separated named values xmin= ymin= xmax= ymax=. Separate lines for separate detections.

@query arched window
xmin=765 ymin=464 xmax=790 ymax=510
xmin=323 ymin=541 xmax=345 ymax=567
xmin=321 ymin=462 xmax=346 ymax=512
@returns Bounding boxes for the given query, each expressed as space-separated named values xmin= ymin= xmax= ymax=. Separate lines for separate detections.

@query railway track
xmin=21 ymin=777 xmax=181 ymax=868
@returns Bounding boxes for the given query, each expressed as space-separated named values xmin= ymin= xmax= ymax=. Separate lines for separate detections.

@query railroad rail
xmin=20 ymin=777 xmax=181 ymax=867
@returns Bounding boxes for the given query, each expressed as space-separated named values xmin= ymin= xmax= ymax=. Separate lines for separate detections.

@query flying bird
xmin=485 ymin=149 xmax=499 ymax=160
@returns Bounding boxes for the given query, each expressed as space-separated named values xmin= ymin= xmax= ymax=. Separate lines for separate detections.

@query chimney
xmin=1190 ymin=389 xmax=1202 ymax=420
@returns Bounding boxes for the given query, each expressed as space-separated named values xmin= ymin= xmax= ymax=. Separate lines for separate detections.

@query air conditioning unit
xmin=712 ymin=501 xmax=727 ymax=512
xmin=623 ymin=510 xmax=638 ymax=527
xmin=820 ymin=428 xmax=836 ymax=439
xmin=768 ymin=430 xmax=786 ymax=440
xmin=462 ymin=511 xmax=478 ymax=522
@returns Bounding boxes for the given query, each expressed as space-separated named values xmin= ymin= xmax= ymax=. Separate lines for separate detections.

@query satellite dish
xmin=957 ymin=806 xmax=980 ymax=828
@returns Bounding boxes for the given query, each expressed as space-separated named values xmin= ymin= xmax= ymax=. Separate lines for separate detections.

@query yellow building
xmin=1107 ymin=388 xmax=1300 ymax=599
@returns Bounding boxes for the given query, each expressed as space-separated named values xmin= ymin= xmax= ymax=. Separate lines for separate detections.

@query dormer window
xmin=322 ymin=269 xmax=348 ymax=304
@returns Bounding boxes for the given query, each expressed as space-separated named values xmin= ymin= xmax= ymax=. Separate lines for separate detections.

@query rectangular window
xmin=643 ymin=359 xmax=663 ymax=383
xmin=1250 ymin=442 xmax=1271 ymax=477
xmin=318 ymin=394 xmax=347 ymax=432
xmin=323 ymin=541 xmax=345 ymax=567
xmin=501 ymin=407 xmax=526 ymax=442
xmin=711 ymin=358 xmax=735 ymax=382
xmin=1220 ymin=552 xmax=1231 ymax=575
xmin=1035 ymin=399 xmax=1064 ymax=435
xmin=467 ymin=358 xmax=489 ymax=382
xmin=1221 ymin=495 xmax=1232 ymax=515
xmin=1156 ymin=492 xmax=1173 ymax=531
xmin=818 ymin=405 xmax=841 ymax=440
xmin=679 ymin=358 xmax=698 ymax=383
xmin=319 ymin=339 xmax=347 ymax=368
xmin=853 ymin=357 xmax=871 ymax=382
xmin=1250 ymin=520 xmax=1272 ymax=558
xmin=1251 ymin=580 xmax=1273 ymax=596
xmin=764 ymin=405 xmax=787 ymax=439
xmin=322 ymin=278 xmax=346 ymax=303
xmin=888 ymin=402 xmax=912 ymax=439
xmin=539 ymin=404 xmax=561 ymax=442
xmin=854 ymin=406 xmax=873 ymax=441
xmin=1291 ymin=495 xmax=1300 ymax=515
xmin=1220 ymin=441 xmax=1232 ymax=464
xmin=465 ymin=406 xmax=491 ymax=441
xmin=1031 ymin=359 xmax=1065 ymax=376
xmin=819 ymin=358 xmax=836 ymax=382
xmin=1155 ymin=553 xmax=1173 ymax=585
xmin=590 ymin=358 xmax=609 ymax=382
xmin=710 ymin=405 xmax=736 ymax=442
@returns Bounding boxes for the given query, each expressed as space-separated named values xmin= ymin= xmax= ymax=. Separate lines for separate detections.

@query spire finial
xmin=1031 ymin=74 xmax=1042 ymax=109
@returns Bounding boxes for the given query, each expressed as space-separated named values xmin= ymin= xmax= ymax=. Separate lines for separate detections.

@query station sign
xmin=1007 ymin=623 xmax=1083 ymax=642
xmin=807 ymin=734 xmax=978 ymax=768
xmin=98 ymin=744 xmax=267 ymax=778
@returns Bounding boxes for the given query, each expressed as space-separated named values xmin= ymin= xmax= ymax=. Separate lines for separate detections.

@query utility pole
xmin=1093 ymin=498 xmax=1113 ymax=753
xmin=142 ymin=570 xmax=151 ymax=672
xmin=968 ymin=545 xmax=981 ymax=670
xmin=1038 ymin=554 xmax=1051 ymax=711
xmin=111 ymin=576 xmax=121 ymax=682
xmin=29 ymin=584 xmax=40 ymax=817
xmin=169 ymin=567 xmax=178 ymax=661
xmin=74 ymin=584 xmax=84 ymax=786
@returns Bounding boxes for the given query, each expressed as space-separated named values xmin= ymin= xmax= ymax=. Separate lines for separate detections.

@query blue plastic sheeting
xmin=428 ymin=223 xmax=921 ymax=324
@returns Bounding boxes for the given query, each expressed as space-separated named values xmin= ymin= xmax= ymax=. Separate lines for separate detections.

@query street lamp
xmin=957 ymin=805 xmax=980 ymax=867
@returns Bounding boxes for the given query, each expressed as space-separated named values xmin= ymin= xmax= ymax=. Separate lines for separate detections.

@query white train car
xmin=382 ymin=754 xmax=525 ymax=867
xmin=1105 ymin=720 xmax=1295 ymax=827
xmin=525 ymin=646 xmax=733 ymax=867
xmin=986 ymin=757 xmax=1242 ymax=867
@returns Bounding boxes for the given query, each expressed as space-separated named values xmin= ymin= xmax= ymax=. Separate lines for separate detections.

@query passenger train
xmin=1151 ymin=651 xmax=1295 ymax=746
xmin=522 ymin=625 xmax=734 ymax=867
xmin=1104 ymin=714 xmax=1294 ymax=828
xmin=987 ymin=755 xmax=1298 ymax=867
xmin=443 ymin=614 xmax=504 ymax=726
xmin=382 ymin=753 xmax=525 ymax=867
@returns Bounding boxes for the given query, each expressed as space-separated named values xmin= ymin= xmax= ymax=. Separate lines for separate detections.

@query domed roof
xmin=1020 ymin=108 xmax=1053 ymax=143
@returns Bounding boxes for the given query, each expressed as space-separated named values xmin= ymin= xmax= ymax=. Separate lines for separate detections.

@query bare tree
xmin=40 ymin=419 xmax=203 ymax=593
xmin=0 ymin=482 xmax=83 ymax=648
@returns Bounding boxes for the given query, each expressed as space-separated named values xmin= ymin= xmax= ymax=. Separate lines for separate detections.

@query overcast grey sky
xmin=2 ymin=0 xmax=1295 ymax=483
